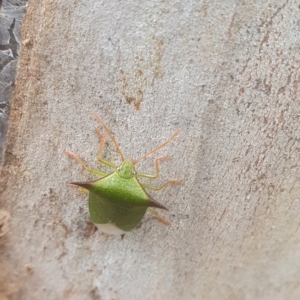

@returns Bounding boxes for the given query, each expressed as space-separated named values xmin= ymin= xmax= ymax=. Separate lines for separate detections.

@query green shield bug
xmin=64 ymin=113 xmax=181 ymax=235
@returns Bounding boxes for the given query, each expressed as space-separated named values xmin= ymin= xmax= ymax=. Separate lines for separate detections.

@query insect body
xmin=64 ymin=113 xmax=181 ymax=234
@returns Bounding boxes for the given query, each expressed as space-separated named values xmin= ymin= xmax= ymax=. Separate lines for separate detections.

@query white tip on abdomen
xmin=95 ymin=223 xmax=126 ymax=235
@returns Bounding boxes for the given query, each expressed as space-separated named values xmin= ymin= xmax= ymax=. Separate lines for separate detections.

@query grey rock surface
xmin=1 ymin=1 xmax=300 ymax=299
xmin=0 ymin=0 xmax=27 ymax=165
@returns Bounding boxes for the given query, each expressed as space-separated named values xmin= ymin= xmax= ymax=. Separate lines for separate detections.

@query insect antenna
xmin=92 ymin=112 xmax=125 ymax=162
xmin=134 ymin=130 xmax=179 ymax=165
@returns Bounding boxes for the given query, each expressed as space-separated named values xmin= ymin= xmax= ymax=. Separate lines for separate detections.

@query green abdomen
xmin=88 ymin=174 xmax=149 ymax=231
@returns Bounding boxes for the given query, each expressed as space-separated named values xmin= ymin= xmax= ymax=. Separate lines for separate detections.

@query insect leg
xmin=63 ymin=150 xmax=107 ymax=176
xmin=148 ymin=208 xmax=170 ymax=225
xmin=93 ymin=112 xmax=125 ymax=161
xmin=94 ymin=128 xmax=117 ymax=169
xmin=141 ymin=179 xmax=182 ymax=190
xmin=136 ymin=155 xmax=169 ymax=179
xmin=134 ymin=130 xmax=180 ymax=165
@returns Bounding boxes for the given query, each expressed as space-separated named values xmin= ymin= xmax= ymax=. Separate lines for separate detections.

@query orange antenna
xmin=134 ymin=130 xmax=179 ymax=165
xmin=92 ymin=112 xmax=125 ymax=161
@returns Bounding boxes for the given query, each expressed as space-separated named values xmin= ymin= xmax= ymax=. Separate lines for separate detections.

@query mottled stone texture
xmin=1 ymin=1 xmax=300 ymax=299
xmin=0 ymin=0 xmax=26 ymax=165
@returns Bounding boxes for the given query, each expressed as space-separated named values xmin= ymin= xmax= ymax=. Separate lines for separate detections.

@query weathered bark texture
xmin=1 ymin=1 xmax=300 ymax=299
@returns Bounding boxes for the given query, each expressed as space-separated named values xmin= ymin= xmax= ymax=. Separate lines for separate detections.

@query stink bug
xmin=64 ymin=113 xmax=181 ymax=235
